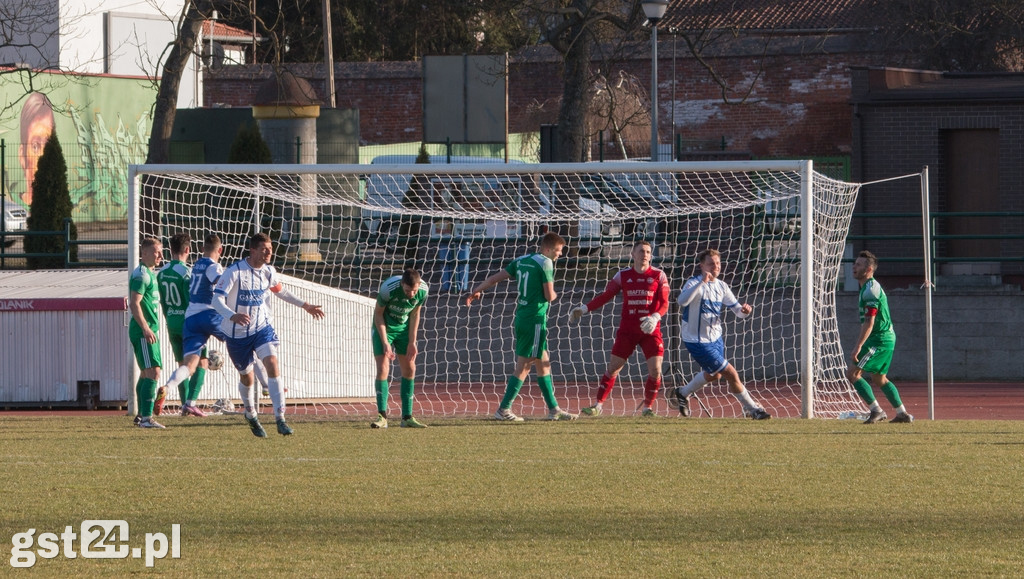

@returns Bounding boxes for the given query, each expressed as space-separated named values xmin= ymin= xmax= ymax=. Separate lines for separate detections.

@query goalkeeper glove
xmin=569 ymin=305 xmax=588 ymax=323
xmin=639 ymin=313 xmax=661 ymax=334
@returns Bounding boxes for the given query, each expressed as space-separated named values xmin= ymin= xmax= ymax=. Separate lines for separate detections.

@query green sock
xmin=177 ymin=380 xmax=187 ymax=408
xmin=500 ymin=376 xmax=524 ymax=410
xmin=537 ymin=374 xmax=557 ymax=410
xmin=400 ymin=377 xmax=415 ymax=418
xmin=375 ymin=379 xmax=389 ymax=414
xmin=881 ymin=381 xmax=903 ymax=408
xmin=188 ymin=367 xmax=206 ymax=402
xmin=136 ymin=377 xmax=158 ymax=417
xmin=853 ymin=378 xmax=876 ymax=404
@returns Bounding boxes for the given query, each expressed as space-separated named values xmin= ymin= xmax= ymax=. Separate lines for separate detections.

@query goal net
xmin=129 ymin=161 xmax=864 ymax=419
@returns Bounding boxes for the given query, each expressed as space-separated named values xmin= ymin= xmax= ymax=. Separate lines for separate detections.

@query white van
xmin=3 ymin=206 xmax=27 ymax=247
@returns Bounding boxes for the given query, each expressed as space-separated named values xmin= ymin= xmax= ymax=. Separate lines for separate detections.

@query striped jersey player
xmin=212 ymin=232 xmax=325 ymax=437
xmin=671 ymin=248 xmax=770 ymax=420
xmin=571 ymin=241 xmax=670 ymax=416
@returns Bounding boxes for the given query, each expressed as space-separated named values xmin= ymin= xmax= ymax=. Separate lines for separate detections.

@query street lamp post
xmin=642 ymin=0 xmax=668 ymax=162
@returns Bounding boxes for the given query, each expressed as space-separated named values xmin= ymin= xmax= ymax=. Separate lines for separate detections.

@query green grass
xmin=2 ymin=415 xmax=1023 ymax=577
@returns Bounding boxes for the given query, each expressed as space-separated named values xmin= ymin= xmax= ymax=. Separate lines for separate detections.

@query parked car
xmin=2 ymin=206 xmax=28 ymax=247
xmin=538 ymin=178 xmax=622 ymax=256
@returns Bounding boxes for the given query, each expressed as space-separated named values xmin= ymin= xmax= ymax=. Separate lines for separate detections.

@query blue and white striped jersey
xmin=214 ymin=259 xmax=283 ymax=339
xmin=677 ymin=276 xmax=747 ymax=344
xmin=184 ymin=256 xmax=224 ymax=318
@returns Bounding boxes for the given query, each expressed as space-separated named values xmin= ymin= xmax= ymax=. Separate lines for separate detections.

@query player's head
xmin=140 ymin=236 xmax=163 ymax=268
xmin=852 ymin=250 xmax=877 ymax=281
xmin=202 ymin=233 xmax=223 ymax=257
xmin=248 ymin=232 xmax=273 ymax=266
xmin=539 ymin=231 xmax=566 ymax=260
xmin=401 ymin=268 xmax=421 ymax=298
xmin=631 ymin=241 xmax=653 ymax=270
xmin=18 ymin=92 xmax=55 ymax=206
xmin=697 ymin=248 xmax=722 ymax=278
xmin=168 ymin=232 xmax=191 ymax=258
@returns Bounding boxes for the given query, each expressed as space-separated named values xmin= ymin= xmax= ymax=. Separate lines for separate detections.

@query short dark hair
xmin=540 ymin=231 xmax=566 ymax=250
xmin=168 ymin=232 xmax=191 ymax=255
xmin=141 ymin=236 xmax=160 ymax=251
xmin=697 ymin=248 xmax=720 ymax=263
xmin=634 ymin=240 xmax=652 ymax=251
xmin=401 ymin=268 xmax=421 ymax=288
xmin=203 ymin=233 xmax=222 ymax=252
xmin=249 ymin=232 xmax=271 ymax=248
xmin=858 ymin=250 xmax=878 ymax=270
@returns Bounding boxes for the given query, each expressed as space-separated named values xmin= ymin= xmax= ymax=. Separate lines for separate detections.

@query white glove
xmin=569 ymin=305 xmax=588 ymax=323
xmin=639 ymin=313 xmax=661 ymax=334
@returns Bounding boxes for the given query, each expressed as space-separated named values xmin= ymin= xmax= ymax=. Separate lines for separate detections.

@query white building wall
xmin=1 ymin=0 xmax=201 ymax=107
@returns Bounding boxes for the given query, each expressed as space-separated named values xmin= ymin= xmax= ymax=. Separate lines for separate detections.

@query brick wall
xmin=205 ymin=39 xmax=887 ymax=157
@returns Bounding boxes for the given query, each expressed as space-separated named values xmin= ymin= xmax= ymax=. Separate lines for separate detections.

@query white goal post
xmin=129 ymin=160 xmax=864 ymax=419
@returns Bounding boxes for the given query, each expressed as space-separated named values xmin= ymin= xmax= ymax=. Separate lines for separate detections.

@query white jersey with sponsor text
xmin=677 ymin=276 xmax=742 ymax=344
xmin=214 ymin=259 xmax=282 ymax=339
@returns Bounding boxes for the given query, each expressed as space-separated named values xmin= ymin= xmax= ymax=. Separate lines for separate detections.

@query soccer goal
xmin=129 ymin=160 xmax=863 ymax=419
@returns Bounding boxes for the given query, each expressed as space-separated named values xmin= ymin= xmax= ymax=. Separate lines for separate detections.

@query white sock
xmin=268 ymin=377 xmax=286 ymax=419
xmin=895 ymin=404 xmax=906 ymax=414
xmin=238 ymin=382 xmax=254 ymax=415
xmin=732 ymin=388 xmax=758 ymax=411
xmin=870 ymin=401 xmax=882 ymax=411
xmin=186 ymin=399 xmax=195 ymax=406
xmin=680 ymin=373 xmax=708 ymax=397
xmin=165 ymin=365 xmax=191 ymax=390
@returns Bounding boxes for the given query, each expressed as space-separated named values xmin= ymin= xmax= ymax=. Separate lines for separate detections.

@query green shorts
xmin=857 ymin=338 xmax=895 ymax=376
xmin=514 ymin=318 xmax=548 ymax=359
xmin=129 ymin=325 xmax=162 ymax=370
xmin=372 ymin=327 xmax=411 ymax=357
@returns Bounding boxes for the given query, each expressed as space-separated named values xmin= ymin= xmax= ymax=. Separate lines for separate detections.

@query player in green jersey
xmin=371 ymin=268 xmax=429 ymax=429
xmin=847 ymin=251 xmax=913 ymax=424
xmin=129 ymin=237 xmax=164 ymax=428
xmin=465 ymin=232 xmax=577 ymax=422
xmin=156 ymin=231 xmax=208 ymax=417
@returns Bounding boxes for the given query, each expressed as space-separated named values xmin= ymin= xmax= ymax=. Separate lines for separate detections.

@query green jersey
xmin=858 ymin=277 xmax=894 ymax=343
xmin=157 ymin=260 xmax=191 ymax=334
xmin=376 ymin=275 xmax=429 ymax=334
xmin=129 ymin=264 xmax=161 ymax=332
xmin=505 ymin=252 xmax=555 ymax=322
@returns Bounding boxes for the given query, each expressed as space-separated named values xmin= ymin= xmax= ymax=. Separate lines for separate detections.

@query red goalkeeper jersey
xmin=585 ymin=266 xmax=670 ymax=333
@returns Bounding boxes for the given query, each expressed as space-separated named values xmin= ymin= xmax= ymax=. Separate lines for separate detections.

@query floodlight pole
xmin=643 ymin=1 xmax=668 ymax=162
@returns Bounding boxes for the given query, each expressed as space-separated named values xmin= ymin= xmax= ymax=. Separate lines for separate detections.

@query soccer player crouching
xmin=671 ymin=248 xmax=770 ymax=420
xmin=570 ymin=241 xmax=670 ymax=416
xmin=370 ymin=268 xmax=429 ymax=429
xmin=213 ymin=233 xmax=325 ymax=437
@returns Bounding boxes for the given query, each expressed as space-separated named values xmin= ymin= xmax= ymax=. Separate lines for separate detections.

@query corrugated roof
xmin=0 ymin=270 xmax=127 ymax=299
xmin=663 ymin=0 xmax=880 ymax=32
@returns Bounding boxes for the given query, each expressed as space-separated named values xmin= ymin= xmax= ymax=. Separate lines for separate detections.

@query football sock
xmin=166 ymin=365 xmax=191 ymax=391
xmin=267 ymin=377 xmax=286 ymax=418
xmin=869 ymin=401 xmax=882 ymax=412
xmin=536 ymin=374 xmax=557 ymax=410
xmin=188 ymin=367 xmax=206 ymax=402
xmin=881 ymin=381 xmax=903 ymax=408
xmin=732 ymin=388 xmax=757 ymax=411
xmin=238 ymin=382 xmax=254 ymax=414
xmin=176 ymin=381 xmax=187 ymax=409
xmin=680 ymin=373 xmax=708 ymax=397
xmin=643 ymin=377 xmax=661 ymax=407
xmin=500 ymin=376 xmax=524 ymax=409
xmin=400 ymin=377 xmax=415 ymax=417
xmin=853 ymin=378 xmax=876 ymax=404
xmin=136 ymin=377 xmax=158 ymax=417
xmin=375 ymin=379 xmax=389 ymax=413
xmin=895 ymin=404 xmax=907 ymax=414
xmin=595 ymin=374 xmax=616 ymax=403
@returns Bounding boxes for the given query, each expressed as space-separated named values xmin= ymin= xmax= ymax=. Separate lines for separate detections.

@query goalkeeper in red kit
xmin=570 ymin=241 xmax=670 ymax=416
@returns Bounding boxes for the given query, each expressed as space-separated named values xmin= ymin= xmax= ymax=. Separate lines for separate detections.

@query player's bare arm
xmin=373 ymin=305 xmax=395 ymax=360
xmin=465 ymin=270 xmax=511 ymax=306
xmin=851 ymin=313 xmax=876 ymax=363
xmin=129 ymin=291 xmax=157 ymax=344
xmin=406 ymin=305 xmax=422 ymax=361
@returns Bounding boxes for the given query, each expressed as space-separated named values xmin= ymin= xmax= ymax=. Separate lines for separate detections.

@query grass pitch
xmin=1 ymin=414 xmax=1022 ymax=577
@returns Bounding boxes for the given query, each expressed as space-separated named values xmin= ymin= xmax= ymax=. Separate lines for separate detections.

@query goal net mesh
xmin=133 ymin=162 xmax=864 ymax=419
